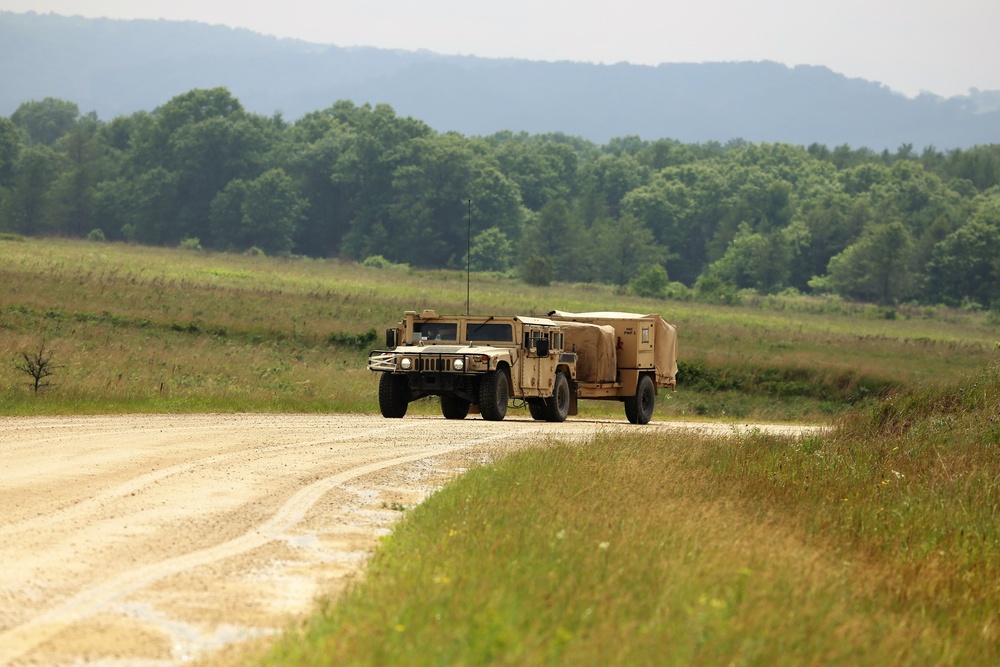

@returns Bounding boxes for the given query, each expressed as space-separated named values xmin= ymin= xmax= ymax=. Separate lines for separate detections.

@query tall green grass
xmin=247 ymin=363 xmax=1000 ymax=666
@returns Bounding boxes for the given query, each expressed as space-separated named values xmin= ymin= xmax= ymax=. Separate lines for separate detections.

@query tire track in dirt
xmin=0 ymin=422 xmax=413 ymax=537
xmin=0 ymin=447 xmax=456 ymax=664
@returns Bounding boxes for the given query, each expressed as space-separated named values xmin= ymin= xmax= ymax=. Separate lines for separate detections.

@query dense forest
xmin=2 ymin=88 xmax=1000 ymax=310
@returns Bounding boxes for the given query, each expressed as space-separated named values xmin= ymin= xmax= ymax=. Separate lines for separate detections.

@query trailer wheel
xmin=441 ymin=394 xmax=470 ymax=420
xmin=542 ymin=372 xmax=571 ymax=422
xmin=625 ymin=375 xmax=655 ymax=424
xmin=378 ymin=373 xmax=409 ymax=418
xmin=478 ymin=370 xmax=509 ymax=421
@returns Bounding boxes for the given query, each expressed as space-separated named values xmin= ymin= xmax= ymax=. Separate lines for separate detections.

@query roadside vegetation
xmin=244 ymin=363 xmax=1000 ymax=666
xmin=1 ymin=237 xmax=996 ymax=421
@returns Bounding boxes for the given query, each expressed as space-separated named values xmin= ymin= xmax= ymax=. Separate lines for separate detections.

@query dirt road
xmin=0 ymin=414 xmax=821 ymax=666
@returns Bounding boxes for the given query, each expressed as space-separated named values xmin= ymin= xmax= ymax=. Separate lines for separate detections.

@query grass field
xmin=2 ymin=237 xmax=999 ymax=665
xmin=1 ymin=236 xmax=997 ymax=421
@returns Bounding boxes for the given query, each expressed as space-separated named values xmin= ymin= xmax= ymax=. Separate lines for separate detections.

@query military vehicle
xmin=368 ymin=309 xmax=678 ymax=424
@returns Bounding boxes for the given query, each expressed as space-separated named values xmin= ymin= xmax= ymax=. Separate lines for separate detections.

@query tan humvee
xmin=368 ymin=309 xmax=677 ymax=423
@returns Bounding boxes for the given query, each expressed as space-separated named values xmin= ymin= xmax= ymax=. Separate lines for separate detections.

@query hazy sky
xmin=3 ymin=0 xmax=998 ymax=98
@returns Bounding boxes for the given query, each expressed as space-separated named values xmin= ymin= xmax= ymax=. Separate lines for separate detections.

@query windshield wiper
xmin=469 ymin=316 xmax=495 ymax=336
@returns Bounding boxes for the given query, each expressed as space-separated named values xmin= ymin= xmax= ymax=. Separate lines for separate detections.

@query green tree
xmin=595 ymin=214 xmax=663 ymax=287
xmin=788 ymin=190 xmax=861 ymax=290
xmin=577 ymin=152 xmax=649 ymax=222
xmin=0 ymin=145 xmax=58 ymax=234
xmin=10 ymin=98 xmax=79 ymax=146
xmin=48 ymin=120 xmax=110 ymax=236
xmin=622 ymin=163 xmax=727 ymax=285
xmin=709 ymin=222 xmax=792 ymax=293
xmin=489 ymin=133 xmax=578 ymax=211
xmin=520 ymin=199 xmax=586 ymax=282
xmin=240 ymin=169 xmax=306 ymax=254
xmin=209 ymin=169 xmax=306 ymax=254
xmin=629 ymin=263 xmax=670 ymax=299
xmin=285 ymin=120 xmax=355 ymax=257
xmin=811 ymin=221 xmax=915 ymax=304
xmin=924 ymin=196 xmax=1000 ymax=307
xmin=118 ymin=88 xmax=275 ymax=245
xmin=329 ymin=102 xmax=432 ymax=260
xmin=0 ymin=117 xmax=22 ymax=186
xmin=386 ymin=134 xmax=521 ymax=268
xmin=467 ymin=227 xmax=513 ymax=272
xmin=128 ymin=167 xmax=181 ymax=244
xmin=709 ymin=170 xmax=793 ymax=261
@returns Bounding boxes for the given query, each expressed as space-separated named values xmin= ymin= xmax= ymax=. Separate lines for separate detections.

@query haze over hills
xmin=2 ymin=10 xmax=998 ymax=149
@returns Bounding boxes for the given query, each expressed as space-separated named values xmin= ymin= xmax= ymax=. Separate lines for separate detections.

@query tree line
xmin=2 ymin=87 xmax=1000 ymax=309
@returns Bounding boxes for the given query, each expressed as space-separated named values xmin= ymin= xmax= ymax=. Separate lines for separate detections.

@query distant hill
xmin=2 ymin=10 xmax=998 ymax=149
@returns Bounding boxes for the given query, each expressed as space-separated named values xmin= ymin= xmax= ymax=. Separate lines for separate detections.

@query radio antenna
xmin=466 ymin=198 xmax=472 ymax=315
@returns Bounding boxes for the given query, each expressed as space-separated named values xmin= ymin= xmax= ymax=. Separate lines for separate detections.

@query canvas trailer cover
xmin=548 ymin=311 xmax=678 ymax=387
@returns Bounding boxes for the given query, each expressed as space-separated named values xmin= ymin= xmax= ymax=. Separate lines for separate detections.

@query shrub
xmin=362 ymin=255 xmax=393 ymax=269
xmin=629 ymin=264 xmax=670 ymax=299
xmin=520 ymin=255 xmax=551 ymax=286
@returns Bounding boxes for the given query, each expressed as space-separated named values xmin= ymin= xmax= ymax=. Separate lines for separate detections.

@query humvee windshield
xmin=414 ymin=322 xmax=458 ymax=341
xmin=466 ymin=323 xmax=513 ymax=342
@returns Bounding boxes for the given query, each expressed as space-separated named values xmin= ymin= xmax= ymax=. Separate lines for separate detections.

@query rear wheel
xmin=441 ymin=394 xmax=470 ymax=420
xmin=478 ymin=370 xmax=509 ymax=421
xmin=542 ymin=372 xmax=571 ymax=422
xmin=378 ymin=373 xmax=409 ymax=418
xmin=624 ymin=375 xmax=655 ymax=424
xmin=527 ymin=401 xmax=547 ymax=420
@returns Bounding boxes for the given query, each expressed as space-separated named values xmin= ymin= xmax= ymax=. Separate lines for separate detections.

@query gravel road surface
xmin=0 ymin=414 xmax=822 ymax=666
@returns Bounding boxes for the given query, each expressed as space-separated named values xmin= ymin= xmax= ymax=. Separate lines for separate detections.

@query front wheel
xmin=441 ymin=394 xmax=470 ymax=420
xmin=624 ymin=375 xmax=655 ymax=424
xmin=542 ymin=372 xmax=571 ymax=422
xmin=478 ymin=370 xmax=509 ymax=421
xmin=378 ymin=373 xmax=409 ymax=418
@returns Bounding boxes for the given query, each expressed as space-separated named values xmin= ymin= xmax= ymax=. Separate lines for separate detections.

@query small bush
xmin=362 ymin=255 xmax=393 ymax=269
xmin=14 ymin=341 xmax=61 ymax=393
xmin=520 ymin=255 xmax=551 ymax=286
xmin=694 ymin=273 xmax=741 ymax=305
xmin=179 ymin=237 xmax=202 ymax=251
xmin=629 ymin=264 xmax=670 ymax=299
xmin=87 ymin=228 xmax=106 ymax=242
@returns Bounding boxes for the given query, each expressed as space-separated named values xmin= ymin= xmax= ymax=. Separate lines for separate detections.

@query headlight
xmin=453 ymin=359 xmax=464 ymax=371
xmin=400 ymin=357 xmax=412 ymax=370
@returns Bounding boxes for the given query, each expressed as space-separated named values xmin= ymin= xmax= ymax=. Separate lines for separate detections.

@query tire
xmin=441 ymin=394 xmax=470 ymax=420
xmin=542 ymin=372 xmax=571 ymax=422
xmin=624 ymin=375 xmax=656 ymax=424
xmin=478 ymin=369 xmax=509 ymax=421
xmin=378 ymin=373 xmax=409 ymax=418
xmin=527 ymin=401 xmax=547 ymax=420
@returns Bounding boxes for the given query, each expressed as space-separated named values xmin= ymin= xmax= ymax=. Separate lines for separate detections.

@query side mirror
xmin=535 ymin=338 xmax=550 ymax=357
xmin=385 ymin=329 xmax=397 ymax=348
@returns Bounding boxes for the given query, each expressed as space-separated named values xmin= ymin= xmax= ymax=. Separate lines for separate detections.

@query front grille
xmin=417 ymin=356 xmax=454 ymax=372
